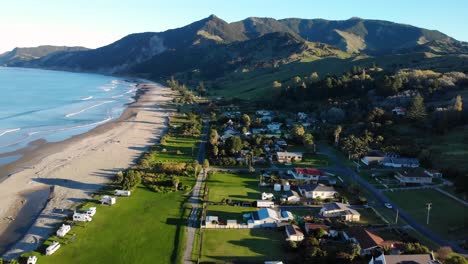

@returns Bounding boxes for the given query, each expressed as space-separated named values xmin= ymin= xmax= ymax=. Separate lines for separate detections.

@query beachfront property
xmin=282 ymin=190 xmax=300 ymax=203
xmin=288 ymin=167 xmax=326 ymax=181
xmin=285 ymin=224 xmax=304 ymax=241
xmin=319 ymin=202 xmax=360 ymax=222
xmin=394 ymin=170 xmax=433 ymax=185
xmin=276 ymin=151 xmax=303 ymax=163
xmin=298 ymin=184 xmax=337 ymax=199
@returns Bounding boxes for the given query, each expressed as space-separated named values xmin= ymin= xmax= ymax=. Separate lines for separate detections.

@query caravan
xmin=100 ymin=195 xmax=116 ymax=205
xmin=114 ymin=189 xmax=131 ymax=197
xmin=86 ymin=207 xmax=97 ymax=216
xmin=56 ymin=224 xmax=71 ymax=237
xmin=45 ymin=241 xmax=61 ymax=256
xmin=73 ymin=212 xmax=92 ymax=222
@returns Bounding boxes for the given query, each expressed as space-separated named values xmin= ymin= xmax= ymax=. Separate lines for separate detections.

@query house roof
xmin=285 ymin=190 xmax=299 ymax=197
xmin=295 ymin=168 xmax=326 ymax=176
xmin=322 ymin=203 xmax=360 ymax=216
xmin=383 ymin=157 xmax=419 ymax=166
xmin=252 ymin=208 xmax=279 ymax=221
xmin=383 ymin=253 xmax=436 ymax=264
xmin=397 ymin=169 xmax=431 ymax=178
xmin=304 ymin=223 xmax=328 ymax=231
xmin=281 ymin=210 xmax=293 ymax=218
xmin=364 ymin=150 xmax=386 ymax=158
xmin=277 ymin=151 xmax=302 ymax=157
xmin=299 ymin=184 xmax=335 ymax=193
xmin=346 ymin=227 xmax=384 ymax=250
xmin=286 ymin=224 xmax=304 ymax=236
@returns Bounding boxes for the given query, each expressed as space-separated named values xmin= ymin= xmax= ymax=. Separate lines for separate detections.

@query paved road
xmin=318 ymin=145 xmax=468 ymax=254
xmin=183 ymin=117 xmax=209 ymax=264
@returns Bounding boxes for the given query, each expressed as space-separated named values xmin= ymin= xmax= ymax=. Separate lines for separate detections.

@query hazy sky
xmin=1 ymin=0 xmax=467 ymax=53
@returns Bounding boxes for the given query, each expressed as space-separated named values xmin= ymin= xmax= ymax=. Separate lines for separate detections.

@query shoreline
xmin=0 ymin=82 xmax=176 ymax=259
xmin=0 ymin=82 xmax=147 ymax=183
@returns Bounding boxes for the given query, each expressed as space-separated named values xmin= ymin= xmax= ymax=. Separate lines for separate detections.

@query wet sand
xmin=0 ymin=82 xmax=176 ymax=259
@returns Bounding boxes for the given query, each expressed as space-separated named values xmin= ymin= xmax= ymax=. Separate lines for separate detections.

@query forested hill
xmin=5 ymin=15 xmax=466 ymax=78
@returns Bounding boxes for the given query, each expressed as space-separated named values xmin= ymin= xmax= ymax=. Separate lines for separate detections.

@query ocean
xmin=0 ymin=67 xmax=137 ymax=165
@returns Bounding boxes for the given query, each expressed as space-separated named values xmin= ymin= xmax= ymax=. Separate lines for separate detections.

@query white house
xmin=288 ymin=168 xmax=326 ymax=181
xmin=361 ymin=150 xmax=386 ymax=166
xmin=298 ymin=184 xmax=337 ymax=199
xmin=248 ymin=208 xmax=293 ymax=228
xmin=45 ymin=241 xmax=61 ymax=256
xmin=320 ymin=202 xmax=360 ymax=222
xmin=285 ymin=224 xmax=304 ymax=241
xmin=394 ymin=170 xmax=433 ymax=185
xmin=257 ymin=200 xmax=275 ymax=208
xmin=424 ymin=169 xmax=443 ymax=178
xmin=277 ymin=152 xmax=303 ymax=163
xmin=56 ymin=224 xmax=71 ymax=237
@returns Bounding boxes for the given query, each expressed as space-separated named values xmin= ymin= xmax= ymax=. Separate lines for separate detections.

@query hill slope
xmin=0 ymin=45 xmax=88 ymax=65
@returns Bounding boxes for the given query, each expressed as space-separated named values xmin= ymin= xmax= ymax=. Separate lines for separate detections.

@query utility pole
xmin=395 ymin=209 xmax=399 ymax=224
xmin=426 ymin=203 xmax=432 ymax=225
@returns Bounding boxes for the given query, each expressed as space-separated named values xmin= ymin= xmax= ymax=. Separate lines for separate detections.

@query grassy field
xmin=200 ymin=229 xmax=286 ymax=263
xmin=33 ymin=181 xmax=194 ymax=264
xmin=428 ymin=129 xmax=468 ymax=172
xmin=206 ymin=205 xmax=258 ymax=223
xmin=149 ymin=135 xmax=200 ymax=163
xmin=385 ymin=189 xmax=468 ymax=240
xmin=207 ymin=172 xmax=260 ymax=202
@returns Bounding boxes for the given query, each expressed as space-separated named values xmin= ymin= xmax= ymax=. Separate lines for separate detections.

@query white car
xmin=384 ymin=203 xmax=393 ymax=209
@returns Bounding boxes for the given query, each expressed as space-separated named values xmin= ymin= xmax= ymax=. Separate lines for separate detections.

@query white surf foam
xmin=80 ymin=96 xmax=93 ymax=101
xmin=0 ymin=128 xmax=20 ymax=137
xmin=65 ymin=101 xmax=115 ymax=118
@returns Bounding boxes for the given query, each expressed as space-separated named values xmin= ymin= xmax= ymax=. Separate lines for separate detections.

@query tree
xmin=212 ymin=145 xmax=219 ymax=156
xmin=192 ymin=160 xmax=200 ymax=176
xmin=310 ymin=72 xmax=319 ymax=81
xmin=203 ymin=159 xmax=210 ymax=170
xmin=303 ymin=133 xmax=314 ymax=147
xmin=227 ymin=136 xmax=242 ymax=154
xmin=314 ymin=228 xmax=328 ymax=238
xmin=208 ymin=129 xmax=219 ymax=145
xmin=291 ymin=125 xmax=305 ymax=139
xmin=342 ymin=134 xmax=369 ymax=159
xmin=196 ymin=81 xmax=206 ymax=96
xmin=445 ymin=254 xmax=468 ymax=264
xmin=453 ymin=95 xmax=463 ymax=112
xmin=172 ymin=176 xmax=180 ymax=190
xmin=115 ymin=171 xmax=124 ymax=184
xmin=121 ymin=170 xmax=141 ymax=190
xmin=334 ymin=125 xmax=342 ymax=146
xmin=241 ymin=114 xmax=251 ymax=127
xmin=407 ymin=94 xmax=427 ymax=121
xmin=272 ymin=81 xmax=282 ymax=88
xmin=437 ymin=247 xmax=453 ymax=262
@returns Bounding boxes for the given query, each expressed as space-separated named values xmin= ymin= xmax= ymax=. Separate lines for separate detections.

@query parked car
xmin=384 ymin=203 xmax=393 ymax=209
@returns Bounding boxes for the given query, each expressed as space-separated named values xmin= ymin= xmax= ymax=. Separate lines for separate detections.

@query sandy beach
xmin=0 ymin=82 xmax=175 ymax=259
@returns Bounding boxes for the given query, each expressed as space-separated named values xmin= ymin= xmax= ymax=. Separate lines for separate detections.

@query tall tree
xmin=241 ymin=114 xmax=251 ymax=127
xmin=334 ymin=125 xmax=342 ymax=146
xmin=407 ymin=94 xmax=427 ymax=121
xmin=453 ymin=95 xmax=463 ymax=112
xmin=208 ymin=129 xmax=219 ymax=145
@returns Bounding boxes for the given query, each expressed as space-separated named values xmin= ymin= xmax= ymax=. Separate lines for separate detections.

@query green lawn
xmin=355 ymin=208 xmax=388 ymax=225
xmin=32 ymin=183 xmax=193 ymax=264
xmin=385 ymin=189 xmax=468 ymax=240
xmin=207 ymin=172 xmax=260 ymax=202
xmin=149 ymin=135 xmax=200 ymax=163
xmin=201 ymin=229 xmax=287 ymax=263
xmin=275 ymin=153 xmax=333 ymax=168
xmin=206 ymin=205 xmax=258 ymax=223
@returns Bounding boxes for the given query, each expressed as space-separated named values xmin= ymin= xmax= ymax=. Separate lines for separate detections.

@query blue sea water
xmin=0 ymin=67 xmax=137 ymax=160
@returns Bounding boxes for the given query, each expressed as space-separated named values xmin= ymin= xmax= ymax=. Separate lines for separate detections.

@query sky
xmin=1 ymin=0 xmax=467 ymax=53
